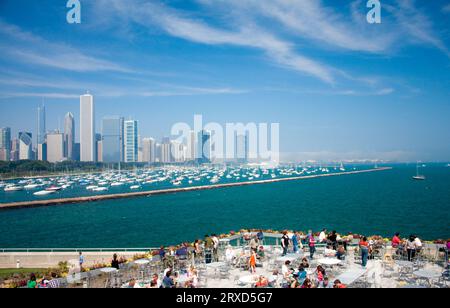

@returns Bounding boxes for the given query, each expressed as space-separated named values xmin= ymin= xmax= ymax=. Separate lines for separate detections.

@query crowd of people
xmin=24 ymin=230 xmax=449 ymax=288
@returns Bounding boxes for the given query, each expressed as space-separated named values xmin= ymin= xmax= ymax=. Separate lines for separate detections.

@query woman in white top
xmin=405 ymin=235 xmax=417 ymax=262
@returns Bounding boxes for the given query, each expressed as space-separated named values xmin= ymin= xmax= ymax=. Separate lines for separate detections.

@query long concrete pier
xmin=0 ymin=167 xmax=392 ymax=211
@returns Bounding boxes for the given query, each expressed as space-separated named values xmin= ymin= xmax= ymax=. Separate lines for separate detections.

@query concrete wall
xmin=0 ymin=252 xmax=142 ymax=269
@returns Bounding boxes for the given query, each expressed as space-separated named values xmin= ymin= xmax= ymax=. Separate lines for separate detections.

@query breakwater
xmin=0 ymin=167 xmax=392 ymax=211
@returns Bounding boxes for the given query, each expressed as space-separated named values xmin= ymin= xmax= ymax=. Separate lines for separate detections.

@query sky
xmin=0 ymin=0 xmax=449 ymax=162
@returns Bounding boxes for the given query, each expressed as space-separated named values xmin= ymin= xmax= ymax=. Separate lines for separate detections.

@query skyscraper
xmin=161 ymin=137 xmax=172 ymax=163
xmin=124 ymin=120 xmax=138 ymax=163
xmin=142 ymin=138 xmax=156 ymax=163
xmin=37 ymin=104 xmax=46 ymax=145
xmin=235 ymin=134 xmax=249 ymax=163
xmin=187 ymin=130 xmax=196 ymax=161
xmin=101 ymin=117 xmax=124 ymax=163
xmin=18 ymin=132 xmax=33 ymax=160
xmin=0 ymin=127 xmax=11 ymax=161
xmin=64 ymin=112 xmax=75 ymax=160
xmin=80 ymin=93 xmax=95 ymax=162
xmin=10 ymin=139 xmax=19 ymax=161
xmin=197 ymin=130 xmax=211 ymax=164
xmin=46 ymin=132 xmax=64 ymax=163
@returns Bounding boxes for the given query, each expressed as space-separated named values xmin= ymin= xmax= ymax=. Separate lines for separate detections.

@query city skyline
xmin=0 ymin=1 xmax=449 ymax=161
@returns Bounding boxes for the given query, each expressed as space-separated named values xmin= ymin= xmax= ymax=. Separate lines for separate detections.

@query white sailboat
xmin=413 ymin=162 xmax=426 ymax=181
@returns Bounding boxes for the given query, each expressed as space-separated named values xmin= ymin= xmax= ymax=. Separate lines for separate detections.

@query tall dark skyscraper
xmin=64 ymin=112 xmax=75 ymax=160
xmin=37 ymin=104 xmax=46 ymax=145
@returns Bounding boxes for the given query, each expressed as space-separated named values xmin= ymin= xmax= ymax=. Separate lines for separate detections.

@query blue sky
xmin=0 ymin=0 xmax=449 ymax=161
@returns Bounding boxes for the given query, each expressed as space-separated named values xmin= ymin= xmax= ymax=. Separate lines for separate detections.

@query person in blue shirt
xmin=162 ymin=271 xmax=175 ymax=288
xmin=292 ymin=232 xmax=299 ymax=254
xmin=159 ymin=246 xmax=166 ymax=259
xmin=257 ymin=230 xmax=264 ymax=244
xmin=79 ymin=252 xmax=84 ymax=271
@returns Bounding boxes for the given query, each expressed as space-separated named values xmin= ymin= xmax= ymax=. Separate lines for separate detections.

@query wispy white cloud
xmin=0 ymin=19 xmax=133 ymax=73
xmin=100 ymin=0 xmax=335 ymax=84
xmin=386 ymin=0 xmax=449 ymax=56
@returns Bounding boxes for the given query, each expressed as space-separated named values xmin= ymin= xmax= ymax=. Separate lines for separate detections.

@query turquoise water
xmin=0 ymin=164 xmax=448 ymax=248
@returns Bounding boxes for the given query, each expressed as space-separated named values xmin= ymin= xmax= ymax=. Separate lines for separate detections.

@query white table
xmin=318 ymin=258 xmax=342 ymax=266
xmin=134 ymin=259 xmax=150 ymax=265
xmin=239 ymin=275 xmax=258 ymax=285
xmin=100 ymin=267 xmax=118 ymax=273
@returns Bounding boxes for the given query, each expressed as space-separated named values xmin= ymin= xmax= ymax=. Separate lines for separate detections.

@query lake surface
xmin=0 ymin=164 xmax=448 ymax=248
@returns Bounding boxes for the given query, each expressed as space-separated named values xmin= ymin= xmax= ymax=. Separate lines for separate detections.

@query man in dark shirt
xmin=162 ymin=271 xmax=175 ymax=288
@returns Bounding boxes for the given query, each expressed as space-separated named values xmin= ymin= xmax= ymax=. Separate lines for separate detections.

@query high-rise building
xmin=197 ymin=130 xmax=211 ymax=164
xmin=73 ymin=143 xmax=80 ymax=161
xmin=80 ymin=93 xmax=95 ymax=162
xmin=46 ymin=132 xmax=64 ymax=163
xmin=18 ymin=132 xmax=33 ymax=160
xmin=97 ymin=140 xmax=103 ymax=163
xmin=64 ymin=112 xmax=75 ymax=160
xmin=37 ymin=104 xmax=46 ymax=145
xmin=171 ymin=141 xmax=185 ymax=163
xmin=155 ymin=143 xmax=162 ymax=163
xmin=235 ymin=134 xmax=249 ymax=163
xmin=187 ymin=130 xmax=196 ymax=161
xmin=141 ymin=138 xmax=156 ymax=163
xmin=0 ymin=127 xmax=11 ymax=161
xmin=101 ymin=117 xmax=124 ymax=163
xmin=10 ymin=139 xmax=19 ymax=161
xmin=124 ymin=120 xmax=138 ymax=163
xmin=37 ymin=143 xmax=47 ymax=161
xmin=161 ymin=137 xmax=172 ymax=163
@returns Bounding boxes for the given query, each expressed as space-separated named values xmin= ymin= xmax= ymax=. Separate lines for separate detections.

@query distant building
xmin=235 ymin=134 xmax=249 ymax=163
xmin=80 ymin=93 xmax=95 ymax=162
xmin=46 ymin=132 xmax=65 ymax=163
xmin=101 ymin=117 xmax=124 ymax=163
xmin=161 ymin=137 xmax=172 ymax=163
xmin=0 ymin=127 xmax=11 ymax=161
xmin=18 ymin=132 xmax=33 ymax=160
xmin=64 ymin=112 xmax=75 ymax=160
xmin=124 ymin=120 xmax=138 ymax=163
xmin=10 ymin=139 xmax=19 ymax=161
xmin=187 ymin=130 xmax=196 ymax=161
xmin=171 ymin=141 xmax=185 ymax=163
xmin=37 ymin=104 xmax=46 ymax=145
xmin=37 ymin=143 xmax=47 ymax=161
xmin=142 ymin=138 xmax=156 ymax=163
xmin=197 ymin=130 xmax=211 ymax=164
xmin=73 ymin=143 xmax=80 ymax=161
xmin=97 ymin=140 xmax=103 ymax=163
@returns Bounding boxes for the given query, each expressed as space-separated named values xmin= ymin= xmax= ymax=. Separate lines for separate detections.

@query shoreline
xmin=0 ymin=167 xmax=392 ymax=211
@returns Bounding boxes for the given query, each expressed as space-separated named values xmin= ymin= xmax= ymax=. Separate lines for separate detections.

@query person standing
xmin=257 ymin=230 xmax=264 ymax=245
xmin=319 ymin=229 xmax=327 ymax=243
xmin=249 ymin=250 xmax=257 ymax=274
xmin=392 ymin=233 xmax=402 ymax=248
xmin=359 ymin=237 xmax=370 ymax=267
xmin=111 ymin=254 xmax=120 ymax=270
xmin=281 ymin=231 xmax=290 ymax=256
xmin=292 ymin=232 xmax=299 ymax=254
xmin=211 ymin=234 xmax=219 ymax=262
xmin=27 ymin=273 xmax=37 ymax=289
xmin=308 ymin=231 xmax=316 ymax=259
xmin=79 ymin=252 xmax=85 ymax=272
xmin=405 ymin=235 xmax=417 ymax=262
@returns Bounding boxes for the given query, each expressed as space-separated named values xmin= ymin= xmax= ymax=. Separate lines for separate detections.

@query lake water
xmin=0 ymin=164 xmax=448 ymax=248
